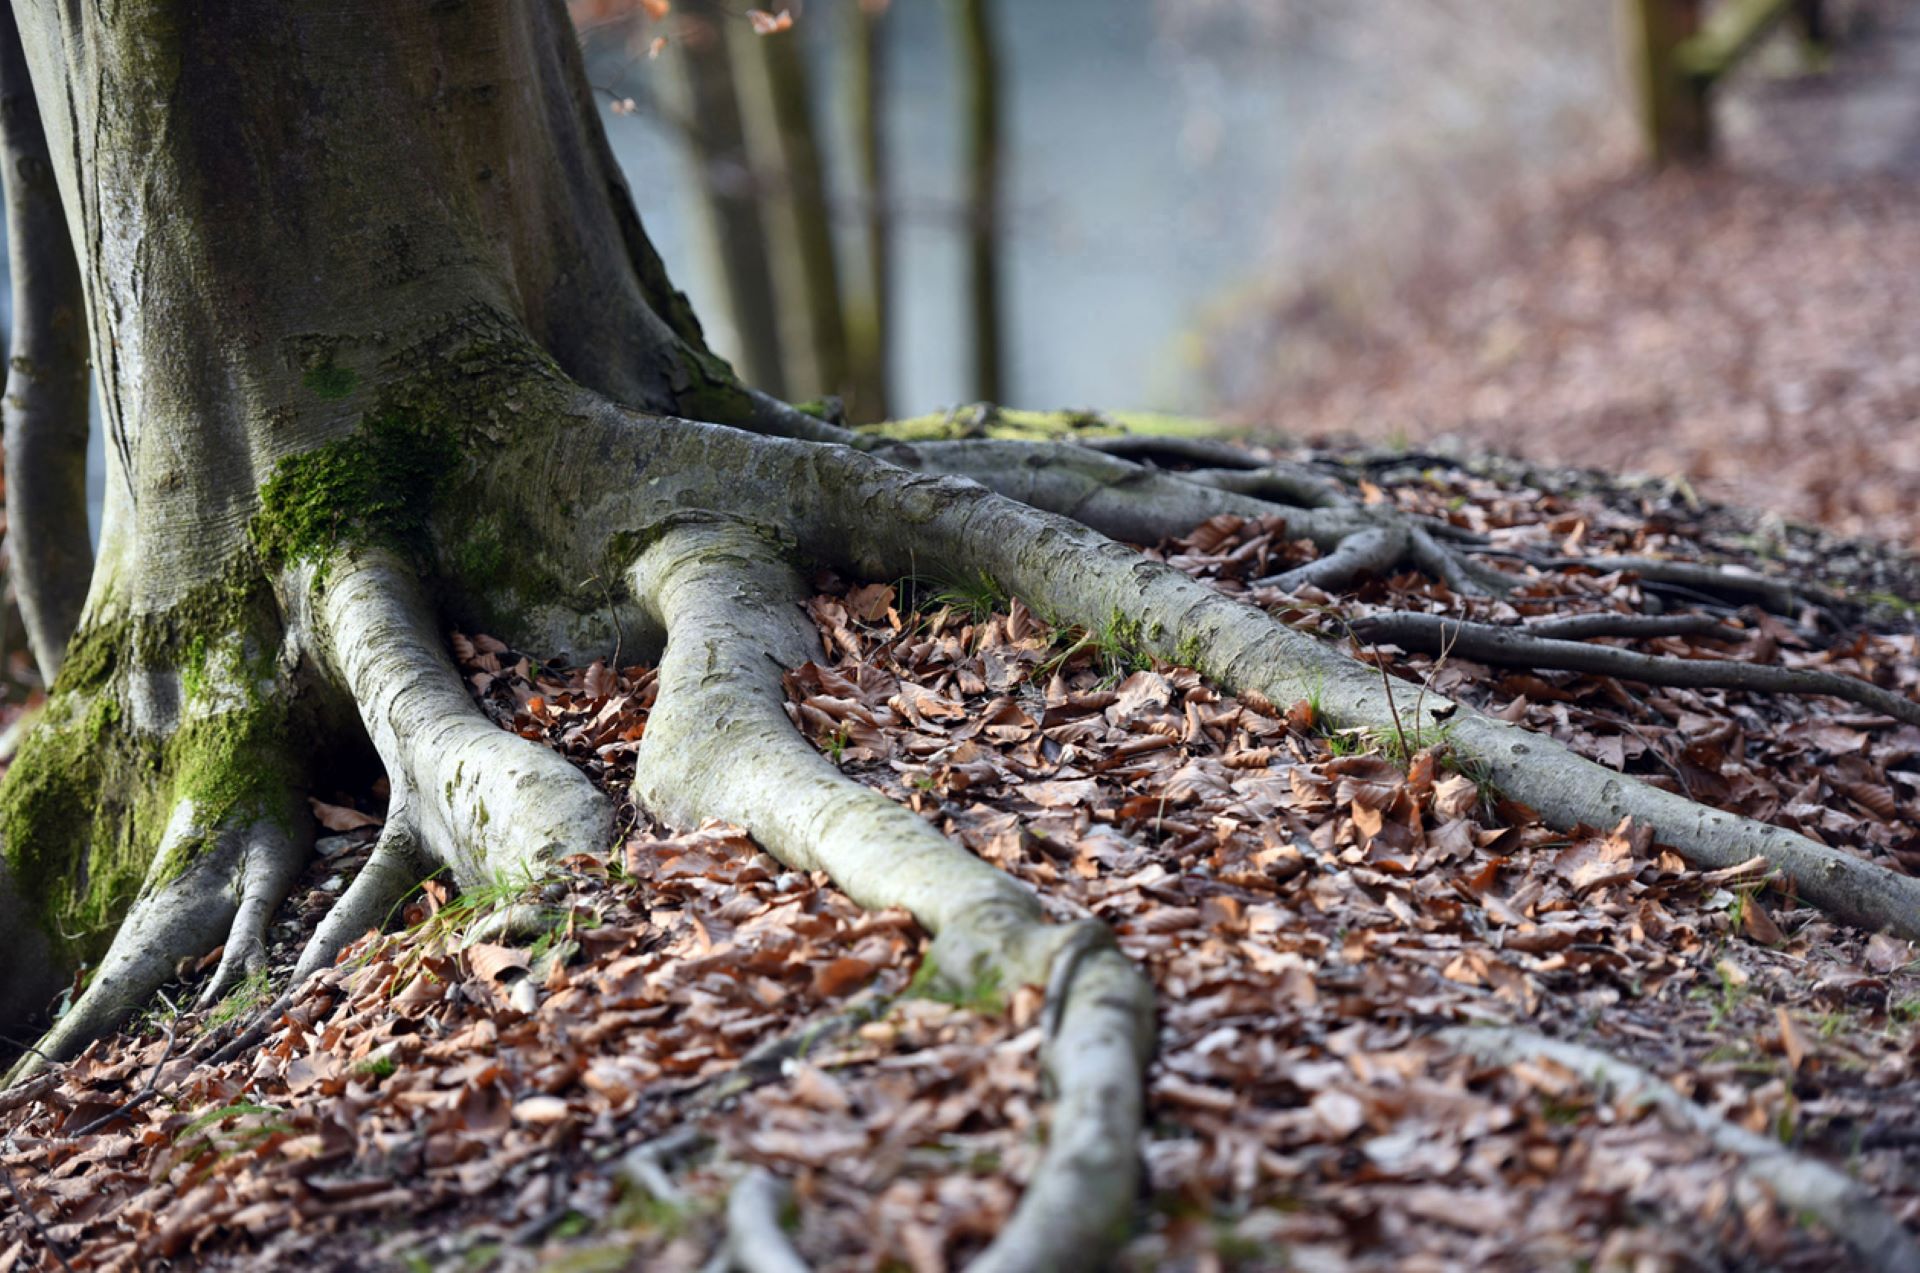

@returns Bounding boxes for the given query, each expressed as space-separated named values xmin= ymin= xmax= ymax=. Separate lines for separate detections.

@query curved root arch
xmin=628 ymin=518 xmax=1155 ymax=1273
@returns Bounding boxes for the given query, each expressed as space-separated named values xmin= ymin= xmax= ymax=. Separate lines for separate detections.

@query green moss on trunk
xmin=0 ymin=566 xmax=301 ymax=964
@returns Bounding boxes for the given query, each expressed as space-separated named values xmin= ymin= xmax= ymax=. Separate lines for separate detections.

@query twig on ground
xmin=69 ymin=996 xmax=178 ymax=1138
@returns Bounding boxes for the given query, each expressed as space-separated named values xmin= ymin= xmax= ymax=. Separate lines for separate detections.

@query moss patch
xmin=302 ymin=361 xmax=359 ymax=400
xmin=251 ymin=411 xmax=459 ymax=569
xmin=0 ymin=567 xmax=299 ymax=964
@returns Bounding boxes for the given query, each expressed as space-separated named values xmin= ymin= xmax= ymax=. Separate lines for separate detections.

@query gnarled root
xmin=1442 ymin=1026 xmax=1920 ymax=1272
xmin=758 ymin=436 xmax=1920 ymax=939
xmin=628 ymin=518 xmax=1156 ymax=1273
xmin=296 ymin=552 xmax=614 ymax=975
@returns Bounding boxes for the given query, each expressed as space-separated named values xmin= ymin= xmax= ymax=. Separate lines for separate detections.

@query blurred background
xmin=9 ymin=0 xmax=1917 ymax=703
xmin=569 ymin=0 xmax=1920 ymax=549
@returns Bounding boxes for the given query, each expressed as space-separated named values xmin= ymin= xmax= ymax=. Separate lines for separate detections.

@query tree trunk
xmin=673 ymin=7 xmax=787 ymax=398
xmin=1 ymin=6 xmax=1915 ymax=1270
xmin=843 ymin=0 xmax=892 ymax=424
xmin=953 ymin=0 xmax=1005 ymax=402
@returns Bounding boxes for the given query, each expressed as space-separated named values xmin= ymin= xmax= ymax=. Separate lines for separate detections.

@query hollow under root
xmin=628 ymin=517 xmax=1156 ymax=1273
xmin=7 ymin=802 xmax=306 ymax=1083
xmin=1442 ymin=1026 xmax=1920 ymax=1272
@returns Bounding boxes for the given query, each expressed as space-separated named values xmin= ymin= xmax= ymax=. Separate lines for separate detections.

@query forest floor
xmin=2 ymin=444 xmax=1918 ymax=1271
xmin=1214 ymin=8 xmax=1920 ymax=550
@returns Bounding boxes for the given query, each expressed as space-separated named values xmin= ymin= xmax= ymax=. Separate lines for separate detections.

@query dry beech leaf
xmin=465 ymin=943 xmax=531 ymax=984
xmin=309 ymin=798 xmax=382 ymax=831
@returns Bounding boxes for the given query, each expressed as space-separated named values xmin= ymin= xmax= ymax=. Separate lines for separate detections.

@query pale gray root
xmin=628 ymin=519 xmax=1155 ymax=1273
xmin=726 ymin=1167 xmax=808 ymax=1273
xmin=289 ymin=809 xmax=428 ymax=986
xmin=876 ymin=434 xmax=1370 ymax=548
xmin=1259 ymin=525 xmax=1405 ymax=594
xmin=619 ymin=1127 xmax=705 ymax=1207
xmin=1506 ymin=554 xmax=1835 ymax=615
xmin=744 ymin=436 xmax=1920 ymax=938
xmin=304 ymin=551 xmax=614 ymax=889
xmin=1077 ymin=432 xmax=1271 ymax=470
xmin=1525 ymin=611 xmax=1734 ymax=641
xmin=1441 ymin=1026 xmax=1920 ymax=1272
xmin=6 ymin=801 xmax=305 ymax=1083
xmin=1179 ymin=464 xmax=1351 ymax=509
xmin=194 ymin=820 xmax=307 ymax=1008
xmin=1349 ymin=612 xmax=1920 ymax=728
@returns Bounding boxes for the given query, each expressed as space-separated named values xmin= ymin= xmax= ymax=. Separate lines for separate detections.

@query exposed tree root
xmin=1441 ymin=1026 xmax=1920 ymax=1272
xmin=726 ymin=1166 xmax=809 ymax=1273
xmin=1522 ymin=611 xmax=1736 ymax=641
xmin=1489 ymin=552 xmax=1834 ymax=615
xmin=627 ymin=518 xmax=1156 ymax=1273
xmin=306 ymin=552 xmax=613 ymax=894
xmin=287 ymin=815 xmax=426 ymax=987
xmin=1350 ymin=611 xmax=1920 ymax=726
xmin=1258 ymin=525 xmax=1405 ymax=593
xmin=703 ymin=425 xmax=1920 ymax=937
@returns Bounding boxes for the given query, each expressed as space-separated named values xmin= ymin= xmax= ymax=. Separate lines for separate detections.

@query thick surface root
xmin=723 ymin=429 xmax=1920 ymax=939
xmin=288 ymin=813 xmax=426 ymax=987
xmin=628 ymin=519 xmax=1156 ymax=1273
xmin=1443 ymin=1026 xmax=1920 ymax=1272
xmin=306 ymin=552 xmax=613 ymax=889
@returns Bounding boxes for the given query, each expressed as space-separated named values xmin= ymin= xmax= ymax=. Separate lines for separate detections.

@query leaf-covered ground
xmin=2 ymin=452 xmax=1919 ymax=1272
xmin=1214 ymin=164 xmax=1920 ymax=548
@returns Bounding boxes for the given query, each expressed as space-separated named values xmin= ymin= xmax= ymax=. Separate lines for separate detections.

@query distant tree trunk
xmin=737 ymin=13 xmax=848 ymax=402
xmin=843 ymin=0 xmax=892 ymax=423
xmin=0 ymin=0 xmax=89 ymax=681
xmin=954 ymin=0 xmax=1005 ymax=402
xmin=674 ymin=11 xmax=787 ymax=397
xmin=1629 ymin=0 xmax=1711 ymax=164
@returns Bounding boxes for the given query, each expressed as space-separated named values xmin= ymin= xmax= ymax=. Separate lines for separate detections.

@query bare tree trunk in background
xmin=1629 ymin=0 xmax=1711 ymax=163
xmin=674 ymin=10 xmax=787 ymax=398
xmin=844 ymin=0 xmax=892 ymax=423
xmin=0 ymin=1 xmax=90 ymax=682
xmin=736 ymin=13 xmax=849 ymax=403
xmin=954 ymin=0 xmax=1005 ymax=402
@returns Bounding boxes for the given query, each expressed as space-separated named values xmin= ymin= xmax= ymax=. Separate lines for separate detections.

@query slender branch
xmin=1347 ymin=611 xmax=1920 ymax=727
xmin=0 ymin=1142 xmax=73 ymax=1272
xmin=68 ymin=1001 xmax=177 ymax=1138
